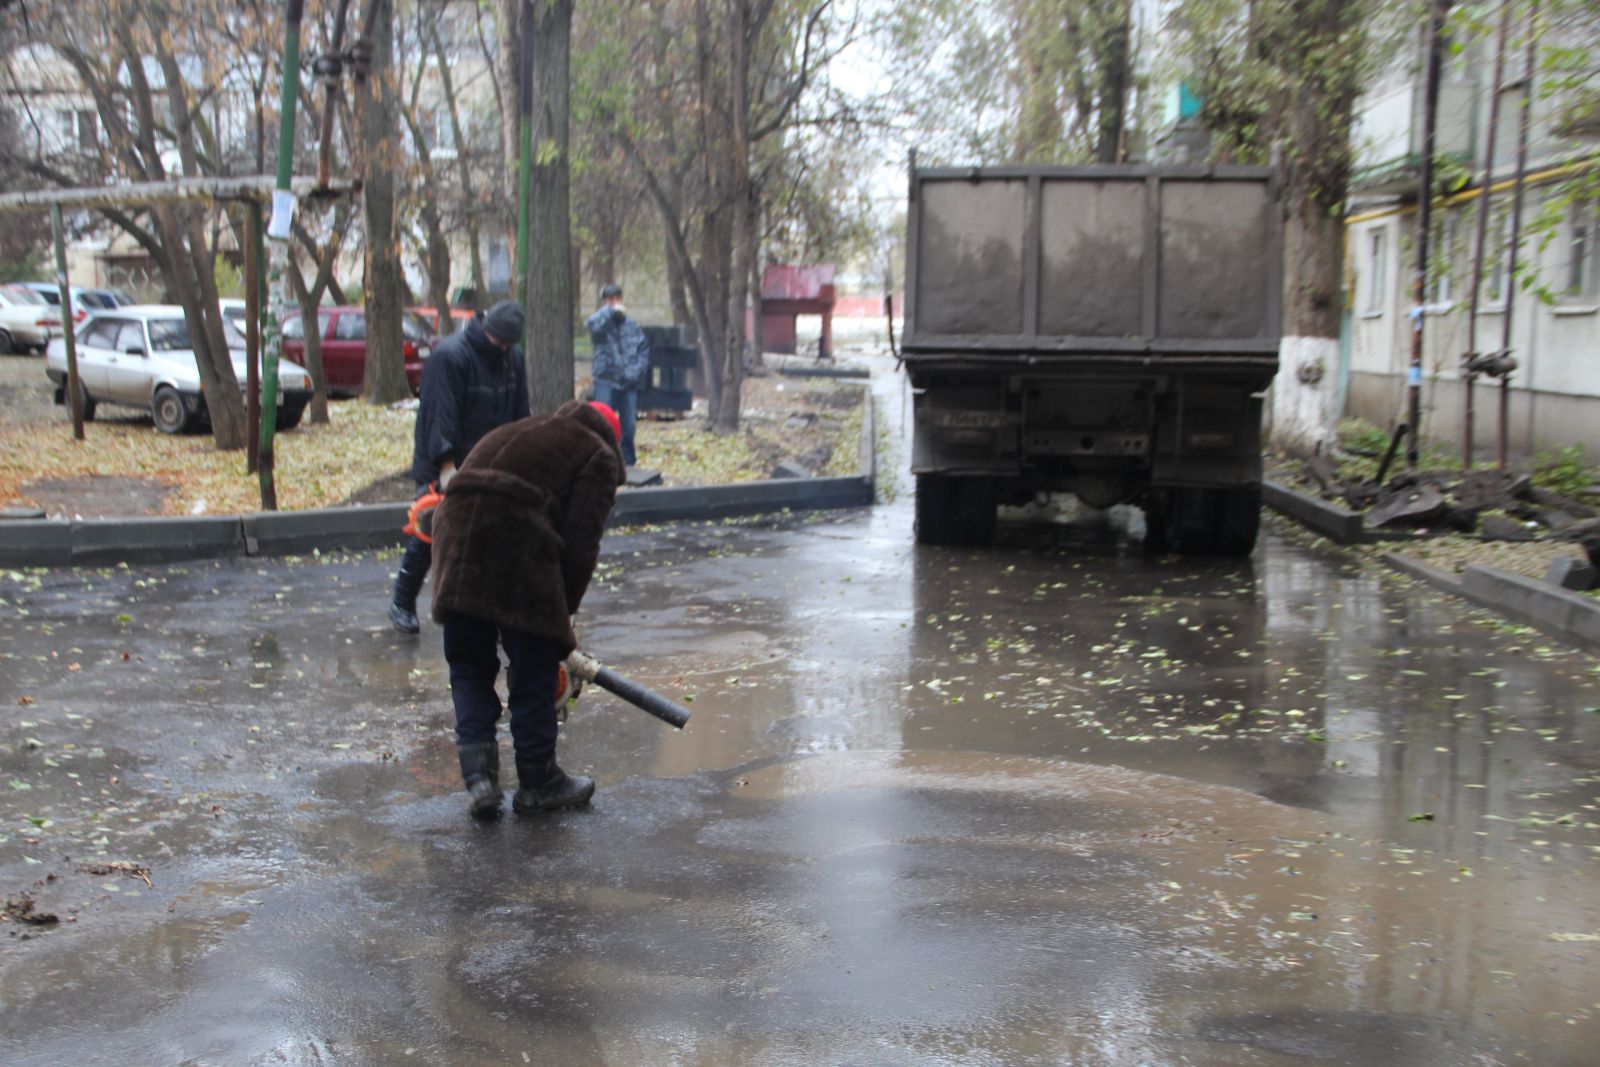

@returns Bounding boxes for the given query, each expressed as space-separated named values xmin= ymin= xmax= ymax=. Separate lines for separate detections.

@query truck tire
xmin=1166 ymin=487 xmax=1261 ymax=557
xmin=1213 ymin=487 xmax=1262 ymax=557
xmin=1166 ymin=487 xmax=1216 ymax=556
xmin=915 ymin=475 xmax=997 ymax=547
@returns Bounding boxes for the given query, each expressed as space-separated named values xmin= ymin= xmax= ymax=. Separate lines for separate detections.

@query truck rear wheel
xmin=915 ymin=475 xmax=997 ymax=547
xmin=1166 ymin=487 xmax=1261 ymax=557
xmin=1214 ymin=487 xmax=1262 ymax=556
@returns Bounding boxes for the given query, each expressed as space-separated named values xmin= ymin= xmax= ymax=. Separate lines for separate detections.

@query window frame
xmin=1364 ymin=227 xmax=1388 ymax=315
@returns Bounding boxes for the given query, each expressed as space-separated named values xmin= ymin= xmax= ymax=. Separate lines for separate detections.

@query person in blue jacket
xmin=388 ymin=300 xmax=530 ymax=634
xmin=583 ymin=282 xmax=651 ymax=467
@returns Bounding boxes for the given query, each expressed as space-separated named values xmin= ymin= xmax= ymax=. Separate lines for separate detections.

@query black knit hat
xmin=483 ymin=300 xmax=525 ymax=343
xmin=600 ymin=282 xmax=622 ymax=300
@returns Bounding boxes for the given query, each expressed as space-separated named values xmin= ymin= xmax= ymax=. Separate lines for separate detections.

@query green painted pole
xmin=259 ymin=0 xmax=305 ymax=510
xmin=50 ymin=204 xmax=83 ymax=441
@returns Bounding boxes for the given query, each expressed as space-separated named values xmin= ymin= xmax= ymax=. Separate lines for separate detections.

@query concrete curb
xmin=0 ymin=385 xmax=876 ymax=569
xmin=242 ymin=503 xmax=412 ymax=557
xmin=1383 ymin=550 xmax=1600 ymax=653
xmin=1263 ymin=480 xmax=1366 ymax=544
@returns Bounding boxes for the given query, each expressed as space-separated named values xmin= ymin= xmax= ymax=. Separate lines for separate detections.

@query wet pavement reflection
xmin=1 ymin=352 xmax=1598 ymax=1064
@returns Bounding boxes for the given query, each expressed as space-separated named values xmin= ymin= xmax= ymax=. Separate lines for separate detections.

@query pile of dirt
xmin=1298 ymin=456 xmax=1600 ymax=576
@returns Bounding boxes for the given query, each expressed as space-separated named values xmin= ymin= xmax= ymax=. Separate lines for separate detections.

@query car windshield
xmin=78 ymin=291 xmax=116 ymax=309
xmin=402 ymin=312 xmax=433 ymax=342
xmin=1 ymin=286 xmax=47 ymax=306
xmin=148 ymin=315 xmax=249 ymax=351
xmin=147 ymin=318 xmax=192 ymax=351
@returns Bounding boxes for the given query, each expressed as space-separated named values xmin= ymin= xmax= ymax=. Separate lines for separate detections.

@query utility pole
xmin=1462 ymin=0 xmax=1512 ymax=471
xmin=1407 ymin=0 xmax=1451 ymax=469
xmin=259 ymin=0 xmax=306 ymax=510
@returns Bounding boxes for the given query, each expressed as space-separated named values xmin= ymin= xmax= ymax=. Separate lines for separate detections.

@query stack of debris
xmin=1303 ymin=457 xmax=1600 ymax=561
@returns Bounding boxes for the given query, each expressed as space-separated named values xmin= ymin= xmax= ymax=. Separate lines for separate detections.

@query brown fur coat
xmin=429 ymin=400 xmax=625 ymax=654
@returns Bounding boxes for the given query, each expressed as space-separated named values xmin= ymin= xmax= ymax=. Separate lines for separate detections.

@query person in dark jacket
xmin=583 ymin=282 xmax=651 ymax=467
xmin=429 ymin=399 xmax=626 ymax=817
xmin=389 ymin=299 xmax=531 ymax=633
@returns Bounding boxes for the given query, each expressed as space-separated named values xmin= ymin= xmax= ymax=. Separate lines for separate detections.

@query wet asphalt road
xmin=2 ymin=354 xmax=1599 ymax=1065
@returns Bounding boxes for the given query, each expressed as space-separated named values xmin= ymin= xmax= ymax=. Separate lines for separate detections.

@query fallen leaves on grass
xmin=2 ymin=400 xmax=414 ymax=516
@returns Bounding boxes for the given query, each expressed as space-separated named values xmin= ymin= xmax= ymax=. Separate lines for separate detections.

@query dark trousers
xmin=592 ymin=378 xmax=638 ymax=467
xmin=441 ymin=611 xmax=563 ymax=764
xmin=392 ymin=483 xmax=434 ymax=609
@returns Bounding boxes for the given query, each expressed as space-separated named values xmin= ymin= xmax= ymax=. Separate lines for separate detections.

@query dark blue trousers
xmin=592 ymin=378 xmax=638 ymax=467
xmin=441 ymin=611 xmax=563 ymax=764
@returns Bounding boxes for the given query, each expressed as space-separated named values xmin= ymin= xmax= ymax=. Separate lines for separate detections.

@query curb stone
xmin=1263 ymin=481 xmax=1365 ymax=544
xmin=0 ymin=384 xmax=876 ymax=569
xmin=1383 ymin=550 xmax=1600 ymax=653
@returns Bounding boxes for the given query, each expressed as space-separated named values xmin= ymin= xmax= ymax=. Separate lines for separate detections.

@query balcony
xmin=1351 ymin=79 xmax=1477 ymax=195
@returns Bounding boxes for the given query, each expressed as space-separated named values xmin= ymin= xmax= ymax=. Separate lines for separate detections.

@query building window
xmin=1431 ymin=212 xmax=1458 ymax=305
xmin=1365 ymin=228 xmax=1387 ymax=313
xmin=1485 ymin=208 xmax=1515 ymax=308
xmin=421 ymin=108 xmax=455 ymax=156
xmin=76 ymin=109 xmax=97 ymax=151
xmin=1567 ymin=202 xmax=1598 ymax=300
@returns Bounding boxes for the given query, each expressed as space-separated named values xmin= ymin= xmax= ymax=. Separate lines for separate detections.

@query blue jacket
xmin=411 ymin=319 xmax=530 ymax=484
xmin=585 ymin=305 xmax=651 ymax=388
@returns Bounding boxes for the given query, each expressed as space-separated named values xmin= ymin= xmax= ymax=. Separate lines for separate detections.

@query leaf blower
xmin=557 ymin=651 xmax=691 ymax=729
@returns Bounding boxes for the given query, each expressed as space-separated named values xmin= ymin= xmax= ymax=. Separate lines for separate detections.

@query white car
xmin=45 ymin=305 xmax=314 ymax=434
xmin=0 ymin=284 xmax=57 ymax=354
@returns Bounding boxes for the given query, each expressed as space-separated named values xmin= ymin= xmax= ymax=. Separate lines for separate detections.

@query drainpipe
xmin=1497 ymin=0 xmax=1538 ymax=470
xmin=1463 ymin=0 xmax=1511 ymax=470
xmin=1407 ymin=0 xmax=1451 ymax=469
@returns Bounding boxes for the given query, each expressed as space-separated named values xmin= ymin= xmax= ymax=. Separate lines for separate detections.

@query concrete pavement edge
xmin=0 ymin=385 xmax=877 ymax=569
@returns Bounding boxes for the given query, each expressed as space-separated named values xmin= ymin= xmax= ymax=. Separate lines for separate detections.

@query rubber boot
xmin=389 ymin=565 xmax=424 ymax=634
xmin=457 ymin=742 xmax=502 ymax=819
xmin=512 ymin=755 xmax=595 ymax=813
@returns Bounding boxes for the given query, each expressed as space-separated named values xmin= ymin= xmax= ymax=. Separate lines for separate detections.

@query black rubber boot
xmin=457 ymin=742 xmax=502 ymax=819
xmin=512 ymin=756 xmax=595 ymax=813
xmin=390 ymin=566 xmax=424 ymax=634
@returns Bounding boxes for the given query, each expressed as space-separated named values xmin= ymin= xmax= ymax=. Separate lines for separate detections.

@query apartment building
xmin=1344 ymin=13 xmax=1599 ymax=459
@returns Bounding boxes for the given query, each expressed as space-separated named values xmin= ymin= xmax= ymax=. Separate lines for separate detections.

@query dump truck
xmin=902 ymin=162 xmax=1282 ymax=554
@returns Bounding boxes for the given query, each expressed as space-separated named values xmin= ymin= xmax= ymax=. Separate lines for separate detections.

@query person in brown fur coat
xmin=429 ymin=399 xmax=625 ymax=817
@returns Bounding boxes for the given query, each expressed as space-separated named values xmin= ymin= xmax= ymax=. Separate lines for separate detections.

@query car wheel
xmin=0 ymin=329 xmax=13 ymax=356
xmin=78 ymin=384 xmax=97 ymax=422
xmin=152 ymin=385 xmax=191 ymax=435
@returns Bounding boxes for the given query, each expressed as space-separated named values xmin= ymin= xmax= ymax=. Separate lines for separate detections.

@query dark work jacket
xmin=429 ymin=401 xmax=626 ymax=655
xmin=411 ymin=320 xmax=530 ymax=484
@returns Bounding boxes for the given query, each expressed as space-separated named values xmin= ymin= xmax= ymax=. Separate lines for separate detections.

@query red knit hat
xmin=588 ymin=400 xmax=622 ymax=444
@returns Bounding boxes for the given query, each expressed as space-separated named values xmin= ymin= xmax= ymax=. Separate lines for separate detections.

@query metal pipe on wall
xmin=1497 ymin=0 xmax=1539 ymax=470
xmin=1407 ymin=0 xmax=1451 ymax=469
xmin=1463 ymin=0 xmax=1512 ymax=470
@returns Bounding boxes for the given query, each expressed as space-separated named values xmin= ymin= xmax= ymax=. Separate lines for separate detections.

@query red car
xmin=280 ymin=306 xmax=434 ymax=396
xmin=408 ymin=305 xmax=477 ymax=335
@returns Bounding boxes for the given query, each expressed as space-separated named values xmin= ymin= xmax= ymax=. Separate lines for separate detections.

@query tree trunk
xmin=358 ymin=0 xmax=409 ymax=404
xmin=525 ymin=0 xmax=574 ymax=415
xmin=666 ymin=218 xmax=693 ymax=336
xmin=1094 ymin=2 xmax=1131 ymax=164
xmin=1268 ymin=0 xmax=1364 ymax=456
xmin=699 ymin=205 xmax=731 ymax=425
xmin=748 ymin=221 xmax=765 ymax=371
xmin=431 ymin=22 xmax=484 ymax=294
xmin=287 ymin=256 xmax=331 ymax=425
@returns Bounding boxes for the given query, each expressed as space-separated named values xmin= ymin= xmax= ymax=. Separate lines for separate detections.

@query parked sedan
xmin=45 ymin=306 xmax=313 ymax=434
xmin=281 ymin=306 xmax=433 ymax=396
xmin=0 ymin=284 xmax=56 ymax=354
xmin=408 ymin=304 xmax=477 ymax=335
xmin=19 ymin=282 xmax=119 ymax=324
